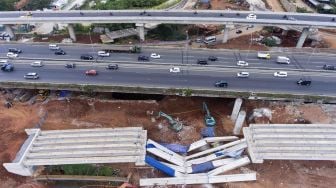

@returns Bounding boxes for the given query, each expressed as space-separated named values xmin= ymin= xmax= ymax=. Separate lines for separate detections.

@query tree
xmin=23 ymin=0 xmax=53 ymax=10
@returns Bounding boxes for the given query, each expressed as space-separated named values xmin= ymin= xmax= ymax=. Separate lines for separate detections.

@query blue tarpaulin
xmin=201 ymin=127 xmax=215 ymax=137
xmin=160 ymin=143 xmax=189 ymax=154
xmin=145 ymin=155 xmax=176 ymax=177
xmin=59 ymin=90 xmax=70 ymax=97
xmin=192 ymin=161 xmax=215 ymax=173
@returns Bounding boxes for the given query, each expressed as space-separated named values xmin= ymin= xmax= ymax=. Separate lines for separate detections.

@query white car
xmin=97 ymin=51 xmax=110 ymax=57
xmin=170 ymin=67 xmax=180 ymax=73
xmin=31 ymin=61 xmax=43 ymax=67
xmin=150 ymin=53 xmax=161 ymax=59
xmin=237 ymin=60 xmax=248 ymax=66
xmin=274 ymin=71 xmax=288 ymax=77
xmin=7 ymin=52 xmax=18 ymax=58
xmin=246 ymin=13 xmax=257 ymax=20
xmin=237 ymin=72 xmax=250 ymax=78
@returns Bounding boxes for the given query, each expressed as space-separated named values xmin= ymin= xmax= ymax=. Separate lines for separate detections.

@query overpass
xmin=1 ymin=10 xmax=336 ymax=47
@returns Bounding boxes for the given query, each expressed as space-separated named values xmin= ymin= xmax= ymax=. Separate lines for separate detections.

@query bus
xmin=204 ymin=36 xmax=216 ymax=44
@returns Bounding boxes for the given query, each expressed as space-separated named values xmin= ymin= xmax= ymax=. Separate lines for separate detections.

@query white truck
xmin=257 ymin=52 xmax=271 ymax=59
xmin=276 ymin=56 xmax=290 ymax=64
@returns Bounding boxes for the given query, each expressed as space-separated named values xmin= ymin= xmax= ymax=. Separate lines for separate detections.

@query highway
xmin=0 ymin=43 xmax=336 ymax=97
xmin=0 ymin=10 xmax=335 ymax=28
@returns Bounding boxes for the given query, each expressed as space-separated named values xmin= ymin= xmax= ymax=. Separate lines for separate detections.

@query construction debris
xmin=141 ymin=137 xmax=254 ymax=186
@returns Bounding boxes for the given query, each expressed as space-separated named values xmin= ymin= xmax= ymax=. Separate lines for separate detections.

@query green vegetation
xmin=95 ymin=0 xmax=167 ymax=10
xmin=296 ymin=7 xmax=313 ymax=13
xmin=152 ymin=0 xmax=181 ymax=9
xmin=147 ymin=24 xmax=187 ymax=41
xmin=262 ymin=37 xmax=277 ymax=47
xmin=0 ymin=0 xmax=16 ymax=11
xmin=24 ymin=0 xmax=53 ymax=10
xmin=48 ymin=164 xmax=120 ymax=176
xmin=0 ymin=0 xmax=53 ymax=11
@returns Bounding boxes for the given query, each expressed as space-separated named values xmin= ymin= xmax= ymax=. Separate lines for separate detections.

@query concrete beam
xmin=24 ymin=156 xmax=139 ymax=166
xmin=67 ymin=24 xmax=77 ymax=42
xmin=34 ymin=137 xmax=144 ymax=145
xmin=4 ymin=24 xmax=15 ymax=39
xmin=139 ymin=173 xmax=256 ymax=186
xmin=40 ymin=127 xmax=143 ymax=135
xmin=231 ymin=98 xmax=242 ymax=122
xmin=186 ymin=139 xmax=246 ymax=160
xmin=233 ymin=111 xmax=246 ymax=135
xmin=296 ymin=27 xmax=310 ymax=48
xmin=207 ymin=156 xmax=250 ymax=176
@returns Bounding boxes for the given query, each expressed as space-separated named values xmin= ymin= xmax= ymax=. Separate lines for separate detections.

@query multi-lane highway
xmin=0 ymin=43 xmax=336 ymax=97
xmin=0 ymin=10 xmax=335 ymax=28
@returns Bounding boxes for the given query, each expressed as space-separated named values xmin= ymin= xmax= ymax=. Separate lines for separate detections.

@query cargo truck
xmin=101 ymin=45 xmax=141 ymax=53
xmin=276 ymin=56 xmax=290 ymax=64
xmin=257 ymin=52 xmax=271 ymax=59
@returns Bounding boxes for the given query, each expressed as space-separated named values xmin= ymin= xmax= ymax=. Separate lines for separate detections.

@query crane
xmin=157 ymin=111 xmax=183 ymax=132
xmin=203 ymin=102 xmax=216 ymax=127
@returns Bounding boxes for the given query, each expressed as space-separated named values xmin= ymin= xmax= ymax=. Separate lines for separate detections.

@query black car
xmin=297 ymin=79 xmax=311 ymax=86
xmin=8 ymin=48 xmax=22 ymax=54
xmin=214 ymin=81 xmax=228 ymax=88
xmin=323 ymin=64 xmax=335 ymax=70
xmin=80 ymin=54 xmax=94 ymax=60
xmin=65 ymin=63 xmax=75 ymax=68
xmin=236 ymin=30 xmax=242 ymax=34
xmin=138 ymin=55 xmax=149 ymax=61
xmin=197 ymin=59 xmax=208 ymax=65
xmin=106 ymin=64 xmax=119 ymax=70
xmin=208 ymin=56 xmax=218 ymax=61
xmin=55 ymin=49 xmax=66 ymax=55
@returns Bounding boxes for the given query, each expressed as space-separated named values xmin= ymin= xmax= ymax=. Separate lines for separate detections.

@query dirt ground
xmin=210 ymin=0 xmax=249 ymax=11
xmin=33 ymin=34 xmax=101 ymax=44
xmin=0 ymin=91 xmax=336 ymax=188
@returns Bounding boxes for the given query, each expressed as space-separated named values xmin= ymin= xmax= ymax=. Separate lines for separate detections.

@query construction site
xmin=0 ymin=88 xmax=336 ymax=188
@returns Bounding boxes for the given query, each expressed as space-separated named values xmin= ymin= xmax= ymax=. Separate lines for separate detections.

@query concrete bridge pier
xmin=136 ymin=23 xmax=145 ymax=41
xmin=67 ymin=24 xmax=77 ymax=42
xmin=296 ymin=27 xmax=310 ymax=48
xmin=4 ymin=25 xmax=15 ymax=40
xmin=222 ymin=25 xmax=230 ymax=43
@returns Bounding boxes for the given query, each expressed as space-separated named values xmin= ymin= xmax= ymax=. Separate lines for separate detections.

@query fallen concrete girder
xmin=3 ymin=127 xmax=147 ymax=176
xmin=139 ymin=173 xmax=256 ymax=186
xmin=244 ymin=124 xmax=336 ymax=163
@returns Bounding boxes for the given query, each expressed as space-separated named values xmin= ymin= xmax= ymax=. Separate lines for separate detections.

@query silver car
xmin=237 ymin=72 xmax=249 ymax=78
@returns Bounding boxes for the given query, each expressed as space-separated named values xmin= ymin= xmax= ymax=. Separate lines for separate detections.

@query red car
xmin=85 ymin=69 xmax=97 ymax=76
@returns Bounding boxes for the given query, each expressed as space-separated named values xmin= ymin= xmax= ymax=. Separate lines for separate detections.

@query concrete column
xmin=222 ymin=25 xmax=229 ymax=43
xmin=136 ymin=23 xmax=145 ymax=41
xmin=67 ymin=24 xmax=77 ymax=42
xmin=4 ymin=24 xmax=15 ymax=39
xmin=233 ymin=111 xmax=246 ymax=135
xmin=296 ymin=27 xmax=310 ymax=48
xmin=281 ymin=30 xmax=288 ymax=36
xmin=231 ymin=98 xmax=243 ymax=121
xmin=3 ymin=163 xmax=34 ymax=176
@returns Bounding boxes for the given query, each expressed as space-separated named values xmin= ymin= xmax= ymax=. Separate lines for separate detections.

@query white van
xmin=31 ymin=61 xmax=43 ymax=67
xmin=276 ymin=56 xmax=290 ymax=64
xmin=204 ymin=36 xmax=216 ymax=44
xmin=49 ymin=44 xmax=60 ymax=50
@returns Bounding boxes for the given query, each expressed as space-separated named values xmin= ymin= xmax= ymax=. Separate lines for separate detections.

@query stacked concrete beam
xmin=243 ymin=124 xmax=336 ymax=163
xmin=3 ymin=127 xmax=147 ymax=176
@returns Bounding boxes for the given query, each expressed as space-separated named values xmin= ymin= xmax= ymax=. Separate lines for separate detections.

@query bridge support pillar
xmin=4 ymin=25 xmax=15 ymax=40
xmin=67 ymin=24 xmax=77 ymax=42
xmin=222 ymin=25 xmax=230 ymax=43
xmin=136 ymin=23 xmax=145 ymax=41
xmin=233 ymin=111 xmax=246 ymax=135
xmin=296 ymin=27 xmax=310 ymax=48
xmin=231 ymin=98 xmax=243 ymax=122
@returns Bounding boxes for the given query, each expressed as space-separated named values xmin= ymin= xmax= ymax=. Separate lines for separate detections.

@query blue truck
xmin=1 ymin=63 xmax=14 ymax=72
